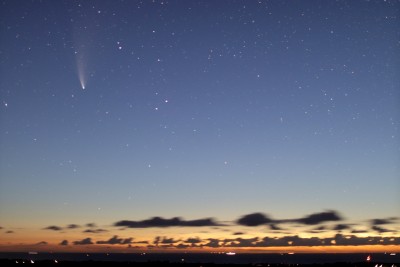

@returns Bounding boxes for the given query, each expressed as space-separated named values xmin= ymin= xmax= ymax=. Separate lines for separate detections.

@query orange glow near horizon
xmin=1 ymin=217 xmax=399 ymax=256
xmin=0 ymin=243 xmax=399 ymax=254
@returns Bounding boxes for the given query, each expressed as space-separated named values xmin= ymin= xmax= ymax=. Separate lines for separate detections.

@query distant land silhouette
xmin=1 ymin=258 xmax=399 ymax=267
xmin=1 ymin=252 xmax=399 ymax=266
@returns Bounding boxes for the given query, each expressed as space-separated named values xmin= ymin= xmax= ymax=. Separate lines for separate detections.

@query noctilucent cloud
xmin=0 ymin=0 xmax=399 ymax=252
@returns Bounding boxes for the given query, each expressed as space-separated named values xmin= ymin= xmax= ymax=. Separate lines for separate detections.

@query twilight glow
xmin=0 ymin=0 xmax=399 ymax=254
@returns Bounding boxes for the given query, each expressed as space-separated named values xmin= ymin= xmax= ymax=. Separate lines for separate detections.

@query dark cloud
xmin=185 ymin=218 xmax=220 ymax=227
xmin=211 ymin=234 xmax=400 ymax=247
xmin=114 ymin=216 xmax=219 ymax=228
xmin=161 ymin=237 xmax=179 ymax=244
xmin=307 ymin=225 xmax=328 ymax=234
xmin=232 ymin=232 xmax=244 ymax=235
xmin=176 ymin=243 xmax=190 ymax=249
xmin=333 ymin=224 xmax=351 ymax=231
xmin=269 ymin=224 xmax=282 ymax=230
xmin=370 ymin=217 xmax=399 ymax=226
xmin=160 ymin=244 xmax=175 ymax=248
xmin=302 ymin=234 xmax=396 ymax=246
xmin=205 ymin=238 xmax=220 ymax=248
xmin=372 ymin=225 xmax=392 ymax=233
xmin=153 ymin=236 xmax=161 ymax=246
xmin=308 ymin=226 xmax=327 ymax=233
xmin=67 ymin=224 xmax=80 ymax=229
xmin=290 ymin=210 xmax=342 ymax=225
xmin=236 ymin=211 xmax=342 ymax=227
xmin=237 ymin=213 xmax=273 ymax=226
xmin=330 ymin=234 xmax=399 ymax=246
xmin=83 ymin=228 xmax=108 ymax=234
xmin=96 ymin=235 xmax=133 ymax=245
xmin=224 ymin=237 xmax=259 ymax=247
xmin=59 ymin=240 xmax=68 ymax=246
xmin=151 ymin=236 xmax=180 ymax=247
xmin=35 ymin=241 xmax=48 ymax=246
xmin=86 ymin=223 xmax=97 ymax=228
xmin=133 ymin=240 xmax=149 ymax=244
xmin=43 ymin=225 xmax=63 ymax=231
xmin=5 ymin=230 xmax=14 ymax=234
xmin=111 ymin=232 xmax=400 ymax=250
xmin=185 ymin=237 xmax=202 ymax=244
xmin=351 ymin=229 xmax=368 ymax=234
xmin=144 ymin=233 xmax=400 ymax=249
xmin=257 ymin=235 xmax=324 ymax=247
xmin=371 ymin=219 xmax=392 ymax=225
xmin=73 ymin=237 xmax=93 ymax=245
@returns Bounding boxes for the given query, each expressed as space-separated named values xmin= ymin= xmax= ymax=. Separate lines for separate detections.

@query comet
xmin=76 ymin=56 xmax=87 ymax=90
xmin=72 ymin=14 xmax=92 ymax=90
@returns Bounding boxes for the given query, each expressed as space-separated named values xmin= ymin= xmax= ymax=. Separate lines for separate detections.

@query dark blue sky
xmin=0 ymin=0 xmax=399 ymax=252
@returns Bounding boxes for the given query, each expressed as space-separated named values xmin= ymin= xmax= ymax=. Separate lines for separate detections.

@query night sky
xmin=0 ymin=0 xmax=399 ymax=253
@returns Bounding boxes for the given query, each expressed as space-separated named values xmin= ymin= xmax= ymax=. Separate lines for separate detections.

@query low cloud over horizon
xmin=114 ymin=217 xmax=221 ymax=228
xmin=236 ymin=210 xmax=343 ymax=227
xmin=55 ymin=233 xmax=400 ymax=249
xmin=7 ymin=210 xmax=400 ymax=250
xmin=34 ymin=209 xmax=399 ymax=251
xmin=39 ymin=210 xmax=399 ymax=235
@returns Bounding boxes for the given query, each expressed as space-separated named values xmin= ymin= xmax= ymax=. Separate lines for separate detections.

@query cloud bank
xmin=34 ymin=210 xmax=398 ymax=251
xmin=114 ymin=217 xmax=220 ymax=228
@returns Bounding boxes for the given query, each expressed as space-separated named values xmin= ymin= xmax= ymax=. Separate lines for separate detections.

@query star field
xmin=0 ymin=0 xmax=399 ymax=252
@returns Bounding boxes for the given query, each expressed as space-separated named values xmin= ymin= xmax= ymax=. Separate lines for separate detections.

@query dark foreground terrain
xmin=1 ymin=259 xmax=398 ymax=267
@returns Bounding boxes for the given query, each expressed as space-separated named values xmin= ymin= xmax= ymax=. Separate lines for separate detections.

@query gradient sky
xmin=0 ymin=0 xmax=399 ymax=253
